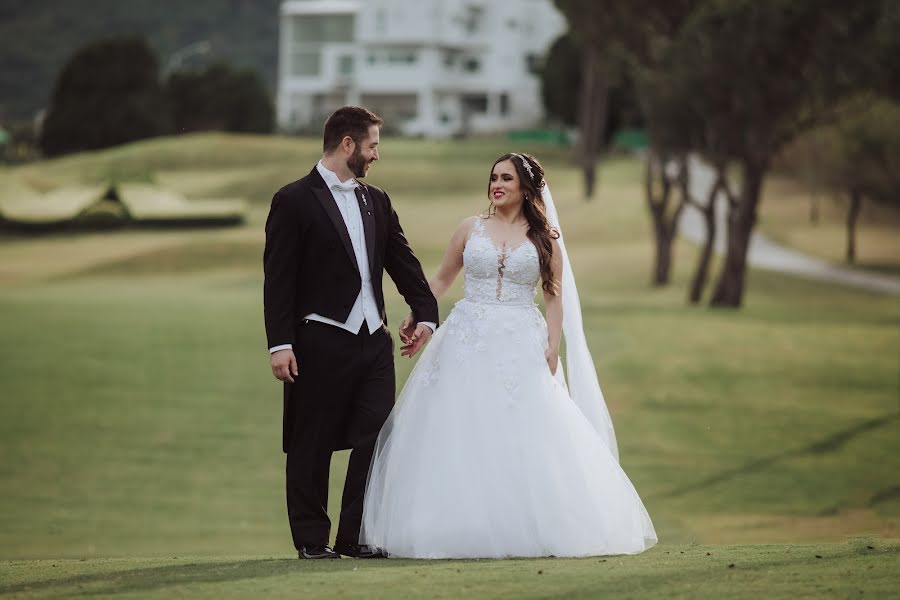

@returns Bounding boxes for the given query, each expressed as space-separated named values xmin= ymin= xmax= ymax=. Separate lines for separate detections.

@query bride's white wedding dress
xmin=360 ymin=218 xmax=657 ymax=558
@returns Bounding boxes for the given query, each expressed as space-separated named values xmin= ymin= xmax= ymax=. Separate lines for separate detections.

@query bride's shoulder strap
xmin=456 ymin=215 xmax=481 ymax=246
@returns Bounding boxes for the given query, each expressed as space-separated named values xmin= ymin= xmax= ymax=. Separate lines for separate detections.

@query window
xmin=461 ymin=5 xmax=483 ymax=34
xmin=289 ymin=14 xmax=353 ymax=78
xmin=292 ymin=15 xmax=354 ymax=43
xmin=525 ymin=53 xmax=542 ymax=73
xmin=388 ymin=51 xmax=417 ymax=64
xmin=338 ymin=55 xmax=354 ymax=75
xmin=462 ymin=57 xmax=480 ymax=72
xmin=462 ymin=94 xmax=488 ymax=113
xmin=500 ymin=93 xmax=509 ymax=116
xmin=291 ymin=51 xmax=321 ymax=76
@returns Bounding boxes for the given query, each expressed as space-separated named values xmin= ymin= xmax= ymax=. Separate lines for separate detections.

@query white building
xmin=277 ymin=0 xmax=566 ymax=137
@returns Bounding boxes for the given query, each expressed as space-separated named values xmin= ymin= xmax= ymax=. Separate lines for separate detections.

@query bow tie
xmin=331 ymin=180 xmax=359 ymax=192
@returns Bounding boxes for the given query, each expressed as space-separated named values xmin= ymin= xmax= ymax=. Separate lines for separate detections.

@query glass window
xmin=291 ymin=51 xmax=320 ymax=76
xmin=338 ymin=55 xmax=354 ymax=75
xmin=462 ymin=6 xmax=483 ymax=34
xmin=292 ymin=15 xmax=354 ymax=43
xmin=387 ymin=51 xmax=417 ymax=64
xmin=463 ymin=95 xmax=488 ymax=113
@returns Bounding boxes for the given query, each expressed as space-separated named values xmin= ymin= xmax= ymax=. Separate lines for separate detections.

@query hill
xmin=0 ymin=0 xmax=281 ymax=121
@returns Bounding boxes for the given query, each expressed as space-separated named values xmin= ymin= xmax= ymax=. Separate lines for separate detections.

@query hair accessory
xmin=512 ymin=153 xmax=535 ymax=181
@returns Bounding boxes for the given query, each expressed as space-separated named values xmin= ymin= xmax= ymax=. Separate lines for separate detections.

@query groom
xmin=264 ymin=106 xmax=438 ymax=559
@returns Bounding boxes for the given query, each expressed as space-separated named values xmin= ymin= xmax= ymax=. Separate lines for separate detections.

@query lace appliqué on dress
xmin=420 ymin=219 xmax=545 ymax=390
xmin=463 ymin=218 xmax=540 ymax=306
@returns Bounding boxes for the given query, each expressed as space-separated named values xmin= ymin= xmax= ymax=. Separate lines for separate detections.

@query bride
xmin=360 ymin=153 xmax=657 ymax=558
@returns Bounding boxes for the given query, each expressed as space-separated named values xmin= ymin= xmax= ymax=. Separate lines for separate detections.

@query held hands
xmin=271 ymin=349 xmax=299 ymax=383
xmin=545 ymin=347 xmax=560 ymax=376
xmin=399 ymin=313 xmax=432 ymax=358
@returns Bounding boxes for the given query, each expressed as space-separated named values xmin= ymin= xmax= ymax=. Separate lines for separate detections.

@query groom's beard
xmin=347 ymin=147 xmax=369 ymax=178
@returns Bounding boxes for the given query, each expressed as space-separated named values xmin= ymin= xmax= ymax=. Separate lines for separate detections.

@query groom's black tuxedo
xmin=264 ymin=166 xmax=437 ymax=351
xmin=263 ymin=165 xmax=438 ymax=550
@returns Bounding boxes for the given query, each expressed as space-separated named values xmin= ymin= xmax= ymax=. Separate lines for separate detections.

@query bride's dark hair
xmin=487 ymin=153 xmax=560 ymax=294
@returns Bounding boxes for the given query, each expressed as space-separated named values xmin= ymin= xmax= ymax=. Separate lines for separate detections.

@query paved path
xmin=678 ymin=155 xmax=900 ymax=296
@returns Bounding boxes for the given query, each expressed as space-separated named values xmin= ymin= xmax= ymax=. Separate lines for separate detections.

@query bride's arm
xmin=542 ymin=238 xmax=564 ymax=374
xmin=428 ymin=216 xmax=476 ymax=300
xmin=399 ymin=217 xmax=475 ymax=343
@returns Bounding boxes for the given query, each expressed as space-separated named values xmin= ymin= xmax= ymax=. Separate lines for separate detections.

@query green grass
xmin=1 ymin=134 xmax=898 ymax=597
xmin=1 ymin=540 xmax=898 ymax=599
xmin=756 ymin=175 xmax=900 ymax=274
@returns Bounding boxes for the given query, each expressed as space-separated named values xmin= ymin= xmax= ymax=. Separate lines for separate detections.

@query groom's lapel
xmin=312 ymin=185 xmax=360 ymax=274
xmin=354 ymin=185 xmax=376 ymax=272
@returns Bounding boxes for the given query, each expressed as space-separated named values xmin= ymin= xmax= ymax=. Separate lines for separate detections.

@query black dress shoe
xmin=298 ymin=544 xmax=340 ymax=559
xmin=333 ymin=541 xmax=387 ymax=558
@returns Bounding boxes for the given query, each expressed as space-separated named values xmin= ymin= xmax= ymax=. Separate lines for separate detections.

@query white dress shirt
xmin=269 ymin=161 xmax=434 ymax=353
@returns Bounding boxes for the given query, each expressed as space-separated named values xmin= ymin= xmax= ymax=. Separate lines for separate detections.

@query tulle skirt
xmin=360 ymin=298 xmax=657 ymax=558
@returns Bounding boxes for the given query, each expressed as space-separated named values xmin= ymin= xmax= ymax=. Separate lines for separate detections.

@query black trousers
xmin=284 ymin=320 xmax=395 ymax=548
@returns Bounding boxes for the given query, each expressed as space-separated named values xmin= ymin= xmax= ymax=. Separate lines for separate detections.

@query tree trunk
xmin=577 ymin=45 xmax=608 ymax=200
xmin=809 ymin=192 xmax=820 ymax=224
xmin=846 ymin=188 xmax=862 ymax=264
xmin=688 ymin=173 xmax=723 ymax=304
xmin=654 ymin=225 xmax=674 ymax=285
xmin=645 ymin=151 xmax=686 ymax=286
xmin=710 ymin=160 xmax=767 ymax=308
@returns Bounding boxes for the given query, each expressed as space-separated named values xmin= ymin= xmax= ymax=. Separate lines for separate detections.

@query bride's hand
xmin=398 ymin=313 xmax=415 ymax=344
xmin=401 ymin=323 xmax=433 ymax=358
xmin=545 ymin=349 xmax=559 ymax=375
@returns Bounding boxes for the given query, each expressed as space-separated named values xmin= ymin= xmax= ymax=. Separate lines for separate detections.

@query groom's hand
xmin=400 ymin=323 xmax=432 ymax=358
xmin=271 ymin=349 xmax=298 ymax=383
xmin=398 ymin=313 xmax=415 ymax=344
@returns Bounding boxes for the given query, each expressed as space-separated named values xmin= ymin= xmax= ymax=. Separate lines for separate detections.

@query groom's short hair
xmin=323 ymin=106 xmax=383 ymax=153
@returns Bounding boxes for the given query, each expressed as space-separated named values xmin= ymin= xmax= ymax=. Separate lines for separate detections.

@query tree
xmin=552 ymin=1 xmax=697 ymax=282
xmin=552 ymin=1 xmax=621 ymax=199
xmin=817 ymin=98 xmax=900 ymax=263
xmin=541 ymin=33 xmax=582 ymax=127
xmin=668 ymin=0 xmax=884 ymax=307
xmin=166 ymin=63 xmax=274 ymax=134
xmin=40 ymin=36 xmax=167 ymax=157
xmin=602 ymin=1 xmax=698 ymax=285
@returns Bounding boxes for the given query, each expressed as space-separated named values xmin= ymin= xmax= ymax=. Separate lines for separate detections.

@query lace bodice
xmin=463 ymin=218 xmax=540 ymax=305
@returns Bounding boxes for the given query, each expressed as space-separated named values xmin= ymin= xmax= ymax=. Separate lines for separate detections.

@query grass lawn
xmin=1 ymin=541 xmax=897 ymax=599
xmin=757 ymin=174 xmax=900 ymax=276
xmin=1 ymin=134 xmax=898 ymax=598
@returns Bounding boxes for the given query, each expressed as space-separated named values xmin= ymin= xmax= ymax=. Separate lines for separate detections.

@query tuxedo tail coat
xmin=263 ymin=166 xmax=438 ymax=451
